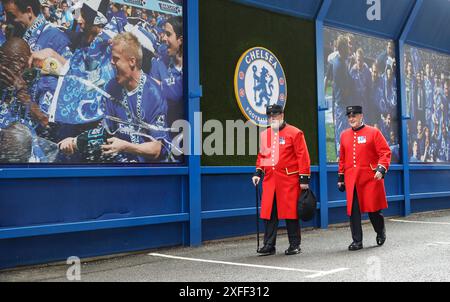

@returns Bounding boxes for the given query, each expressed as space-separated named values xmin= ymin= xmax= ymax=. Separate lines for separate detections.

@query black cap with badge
xmin=266 ymin=104 xmax=284 ymax=116
xmin=346 ymin=105 xmax=363 ymax=116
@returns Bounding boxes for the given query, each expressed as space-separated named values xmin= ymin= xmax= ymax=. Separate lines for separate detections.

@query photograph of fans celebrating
xmin=0 ymin=0 xmax=184 ymax=164
xmin=323 ymin=28 xmax=400 ymax=163
xmin=404 ymin=45 xmax=449 ymax=163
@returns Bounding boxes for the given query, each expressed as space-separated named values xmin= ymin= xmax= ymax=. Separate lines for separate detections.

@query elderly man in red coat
xmin=252 ymin=104 xmax=311 ymax=256
xmin=338 ymin=106 xmax=391 ymax=251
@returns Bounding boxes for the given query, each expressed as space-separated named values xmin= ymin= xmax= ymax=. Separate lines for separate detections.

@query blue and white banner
xmin=113 ymin=0 xmax=182 ymax=16
xmin=49 ymin=73 xmax=111 ymax=124
xmin=49 ymin=22 xmax=119 ymax=124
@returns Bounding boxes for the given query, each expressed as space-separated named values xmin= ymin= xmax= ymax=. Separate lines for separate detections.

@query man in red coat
xmin=252 ymin=104 xmax=311 ymax=256
xmin=338 ymin=106 xmax=391 ymax=251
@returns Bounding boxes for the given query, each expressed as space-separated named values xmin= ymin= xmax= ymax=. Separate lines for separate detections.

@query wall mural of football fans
xmin=323 ymin=27 xmax=400 ymax=163
xmin=0 ymin=0 xmax=184 ymax=164
xmin=404 ymin=45 xmax=450 ymax=163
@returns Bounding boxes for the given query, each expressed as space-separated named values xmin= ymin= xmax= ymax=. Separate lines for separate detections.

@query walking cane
xmin=255 ymin=184 xmax=261 ymax=252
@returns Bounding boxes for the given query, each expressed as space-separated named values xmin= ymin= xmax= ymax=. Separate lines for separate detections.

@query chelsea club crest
xmin=234 ymin=47 xmax=287 ymax=127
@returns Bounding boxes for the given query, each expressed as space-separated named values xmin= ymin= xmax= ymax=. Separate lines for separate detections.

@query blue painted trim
xmin=316 ymin=0 xmax=332 ymax=229
xmin=181 ymin=175 xmax=189 ymax=246
xmin=327 ymin=200 xmax=347 ymax=208
xmin=231 ymin=0 xmax=320 ymax=20
xmin=398 ymin=0 xmax=424 ymax=216
xmin=0 ymin=213 xmax=189 ymax=240
xmin=410 ymin=192 xmax=450 ymax=200
xmin=386 ymin=195 xmax=406 ymax=202
xmin=201 ymin=166 xmax=320 ymax=174
xmin=329 ymin=195 xmax=405 ymax=208
xmin=202 ymin=207 xmax=257 ymax=219
xmin=201 ymin=166 xmax=257 ymax=174
xmin=0 ymin=167 xmax=189 ymax=179
xmin=326 ymin=164 xmax=404 ymax=172
xmin=409 ymin=165 xmax=450 ymax=171
xmin=186 ymin=0 xmax=202 ymax=247
xmin=202 ymin=203 xmax=322 ymax=220
xmin=316 ymin=0 xmax=332 ymax=111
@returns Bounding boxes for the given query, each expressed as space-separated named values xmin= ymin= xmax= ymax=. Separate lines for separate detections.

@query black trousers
xmin=263 ymin=196 xmax=301 ymax=247
xmin=350 ymin=188 xmax=385 ymax=243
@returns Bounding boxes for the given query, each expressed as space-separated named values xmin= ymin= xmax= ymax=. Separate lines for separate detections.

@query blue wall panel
xmin=202 ymin=215 xmax=317 ymax=242
xmin=201 ymin=172 xmax=320 ymax=211
xmin=0 ymin=176 xmax=185 ymax=228
xmin=382 ymin=200 xmax=403 ymax=218
xmin=201 ymin=172 xmax=320 ymax=242
xmin=411 ymin=198 xmax=450 ymax=214
xmin=328 ymin=206 xmax=348 ymax=225
xmin=406 ymin=0 xmax=450 ymax=54
xmin=328 ymin=200 xmax=403 ymax=225
xmin=0 ymin=223 xmax=185 ymax=270
xmin=410 ymin=170 xmax=450 ymax=194
xmin=2 ymin=0 xmax=450 ymax=270
xmin=326 ymin=170 xmax=403 ymax=203
xmin=202 ymin=173 xmax=320 ymax=211
xmin=202 ymin=174 xmax=255 ymax=211
xmin=383 ymin=171 xmax=403 ymax=197
xmin=326 ymin=171 xmax=347 ymax=203
xmin=202 ymin=216 xmax=260 ymax=241
xmin=324 ymin=0 xmax=414 ymax=38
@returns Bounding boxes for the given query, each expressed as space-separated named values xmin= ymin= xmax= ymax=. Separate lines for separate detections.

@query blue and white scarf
xmin=23 ymin=14 xmax=48 ymax=51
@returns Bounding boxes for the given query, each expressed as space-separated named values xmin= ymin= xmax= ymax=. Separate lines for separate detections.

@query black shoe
xmin=376 ymin=232 xmax=386 ymax=246
xmin=284 ymin=245 xmax=301 ymax=255
xmin=257 ymin=245 xmax=276 ymax=256
xmin=348 ymin=242 xmax=363 ymax=251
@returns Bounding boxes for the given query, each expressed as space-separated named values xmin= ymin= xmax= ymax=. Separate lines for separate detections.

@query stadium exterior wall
xmin=1 ymin=0 xmax=450 ymax=269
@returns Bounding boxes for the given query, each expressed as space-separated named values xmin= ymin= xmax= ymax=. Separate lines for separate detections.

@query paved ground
xmin=2 ymin=210 xmax=450 ymax=282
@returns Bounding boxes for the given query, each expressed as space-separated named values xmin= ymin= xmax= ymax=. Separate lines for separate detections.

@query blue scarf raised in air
xmin=23 ymin=14 xmax=48 ymax=51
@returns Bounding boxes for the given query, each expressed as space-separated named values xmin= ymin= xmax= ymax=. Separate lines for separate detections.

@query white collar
xmin=125 ymin=71 xmax=144 ymax=96
xmin=126 ymin=86 xmax=139 ymax=96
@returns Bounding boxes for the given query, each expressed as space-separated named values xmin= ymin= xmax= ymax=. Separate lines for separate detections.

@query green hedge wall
xmin=199 ymin=0 xmax=318 ymax=166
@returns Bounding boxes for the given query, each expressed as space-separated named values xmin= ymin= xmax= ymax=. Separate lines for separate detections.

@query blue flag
xmin=49 ymin=18 xmax=122 ymax=124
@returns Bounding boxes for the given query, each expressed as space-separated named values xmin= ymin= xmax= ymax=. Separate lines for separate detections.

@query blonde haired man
xmin=59 ymin=32 xmax=170 ymax=163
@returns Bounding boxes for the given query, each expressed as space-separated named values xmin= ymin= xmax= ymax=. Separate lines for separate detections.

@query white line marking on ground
xmin=427 ymin=242 xmax=450 ymax=247
xmin=149 ymin=253 xmax=349 ymax=279
xmin=305 ymin=268 xmax=350 ymax=279
xmin=390 ymin=219 xmax=450 ymax=225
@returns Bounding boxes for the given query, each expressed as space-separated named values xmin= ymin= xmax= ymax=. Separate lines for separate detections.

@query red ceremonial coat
xmin=338 ymin=125 xmax=391 ymax=216
xmin=256 ymin=124 xmax=311 ymax=220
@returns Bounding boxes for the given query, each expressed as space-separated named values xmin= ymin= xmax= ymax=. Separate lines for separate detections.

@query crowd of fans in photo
xmin=324 ymin=30 xmax=400 ymax=162
xmin=325 ymin=29 xmax=450 ymax=164
xmin=0 ymin=0 xmax=184 ymax=164
xmin=405 ymin=47 xmax=450 ymax=163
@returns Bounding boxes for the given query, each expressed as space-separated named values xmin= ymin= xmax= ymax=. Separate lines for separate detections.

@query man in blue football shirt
xmin=150 ymin=16 xmax=183 ymax=129
xmin=58 ymin=32 xmax=170 ymax=163
xmin=324 ymin=35 xmax=353 ymax=158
